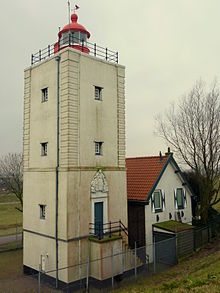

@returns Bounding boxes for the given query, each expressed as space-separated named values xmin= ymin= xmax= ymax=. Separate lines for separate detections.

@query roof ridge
xmin=126 ymin=155 xmax=168 ymax=160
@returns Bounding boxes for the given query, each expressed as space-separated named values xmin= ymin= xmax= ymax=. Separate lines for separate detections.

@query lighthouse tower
xmin=23 ymin=11 xmax=127 ymax=285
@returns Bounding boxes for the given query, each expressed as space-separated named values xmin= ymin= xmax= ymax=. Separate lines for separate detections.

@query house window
xmin=42 ymin=88 xmax=48 ymax=102
xmin=152 ymin=189 xmax=165 ymax=213
xmin=94 ymin=86 xmax=102 ymax=100
xmin=39 ymin=205 xmax=46 ymax=219
xmin=154 ymin=190 xmax=162 ymax=211
xmin=95 ymin=142 xmax=103 ymax=156
xmin=41 ymin=142 xmax=48 ymax=156
xmin=176 ymin=188 xmax=184 ymax=209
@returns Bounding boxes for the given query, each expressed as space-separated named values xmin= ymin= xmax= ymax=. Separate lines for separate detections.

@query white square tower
xmin=23 ymin=12 xmax=127 ymax=285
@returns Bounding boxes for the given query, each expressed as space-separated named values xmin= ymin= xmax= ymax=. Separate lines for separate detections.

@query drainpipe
xmin=55 ymin=55 xmax=61 ymax=288
xmin=77 ymin=59 xmax=82 ymax=282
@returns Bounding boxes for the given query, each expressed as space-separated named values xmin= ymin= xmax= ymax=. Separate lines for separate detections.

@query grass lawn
xmin=115 ymin=239 xmax=220 ymax=292
xmin=0 ymin=193 xmax=19 ymax=203
xmin=0 ymin=194 xmax=22 ymax=236
xmin=0 ymin=249 xmax=62 ymax=293
xmin=0 ymin=240 xmax=23 ymax=251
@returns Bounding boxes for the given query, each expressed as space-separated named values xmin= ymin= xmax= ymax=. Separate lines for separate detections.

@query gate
xmin=154 ymin=232 xmax=177 ymax=266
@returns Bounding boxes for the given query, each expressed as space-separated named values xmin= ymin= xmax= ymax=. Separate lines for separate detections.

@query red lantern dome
xmin=54 ymin=13 xmax=90 ymax=54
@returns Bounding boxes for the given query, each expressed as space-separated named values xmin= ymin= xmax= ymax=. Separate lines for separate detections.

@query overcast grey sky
xmin=0 ymin=0 xmax=220 ymax=157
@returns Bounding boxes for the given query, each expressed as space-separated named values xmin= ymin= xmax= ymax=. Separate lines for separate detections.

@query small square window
xmin=94 ymin=86 xmax=102 ymax=100
xmin=41 ymin=142 xmax=48 ymax=156
xmin=95 ymin=142 xmax=103 ymax=156
xmin=39 ymin=204 xmax=46 ymax=219
xmin=42 ymin=88 xmax=48 ymax=102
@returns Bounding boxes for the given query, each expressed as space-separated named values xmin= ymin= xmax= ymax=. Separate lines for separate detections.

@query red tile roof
xmin=126 ymin=155 xmax=169 ymax=201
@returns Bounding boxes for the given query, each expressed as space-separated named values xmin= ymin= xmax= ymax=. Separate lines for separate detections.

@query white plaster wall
xmin=28 ymin=59 xmax=58 ymax=169
xmin=145 ymin=160 xmax=192 ymax=261
xmin=79 ymin=53 xmax=125 ymax=167
xmin=23 ymin=232 xmax=68 ymax=283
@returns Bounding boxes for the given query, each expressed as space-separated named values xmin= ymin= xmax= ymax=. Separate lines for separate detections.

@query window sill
xmin=155 ymin=209 xmax=163 ymax=213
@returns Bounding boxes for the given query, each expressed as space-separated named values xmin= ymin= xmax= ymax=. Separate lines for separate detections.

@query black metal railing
xmin=89 ymin=220 xmax=123 ymax=240
xmin=31 ymin=34 xmax=118 ymax=65
xmin=89 ymin=220 xmax=137 ymax=242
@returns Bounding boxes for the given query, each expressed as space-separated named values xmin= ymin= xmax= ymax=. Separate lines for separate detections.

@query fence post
xmin=116 ymin=52 xmax=118 ymax=63
xmin=109 ymin=221 xmax=112 ymax=238
xmin=69 ymin=33 xmax=71 ymax=47
xmin=31 ymin=54 xmax=34 ymax=65
xmin=48 ymin=45 xmax=50 ymax=57
xmin=153 ymin=236 xmax=156 ymax=273
xmin=39 ymin=50 xmax=41 ymax=61
xmin=82 ymin=40 xmax=84 ymax=53
xmin=175 ymin=234 xmax=178 ymax=264
xmin=86 ymin=248 xmax=90 ymax=293
xmin=38 ymin=263 xmax=41 ymax=293
xmin=119 ymin=220 xmax=121 ymax=237
xmin=106 ymin=48 xmax=108 ymax=61
xmin=94 ymin=43 xmax=97 ymax=57
xmin=111 ymin=247 xmax=114 ymax=290
xmin=86 ymin=241 xmax=90 ymax=293
xmin=16 ymin=222 xmax=18 ymax=249
xmin=208 ymin=224 xmax=210 ymax=243
xmin=134 ymin=241 xmax=137 ymax=279
xmin=202 ymin=227 xmax=203 ymax=246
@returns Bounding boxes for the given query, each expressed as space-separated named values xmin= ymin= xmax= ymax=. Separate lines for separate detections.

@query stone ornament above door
xmin=91 ymin=170 xmax=109 ymax=193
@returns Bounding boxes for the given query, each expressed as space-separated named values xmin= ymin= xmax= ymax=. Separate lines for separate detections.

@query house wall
xmin=145 ymin=161 xmax=192 ymax=261
xmin=23 ymin=47 xmax=127 ymax=283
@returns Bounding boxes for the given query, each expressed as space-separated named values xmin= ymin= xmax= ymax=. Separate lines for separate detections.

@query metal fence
xmin=35 ymin=222 xmax=220 ymax=292
xmin=31 ymin=34 xmax=118 ymax=66
xmin=1 ymin=221 xmax=219 ymax=292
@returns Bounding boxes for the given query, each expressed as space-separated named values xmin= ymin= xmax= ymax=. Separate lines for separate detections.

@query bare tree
xmin=0 ymin=153 xmax=23 ymax=212
xmin=156 ymin=80 xmax=220 ymax=223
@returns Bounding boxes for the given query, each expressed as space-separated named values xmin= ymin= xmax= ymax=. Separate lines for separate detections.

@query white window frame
xmin=174 ymin=188 xmax=186 ymax=210
xmin=94 ymin=86 xmax=102 ymax=101
xmin=152 ymin=189 xmax=165 ymax=213
xmin=95 ymin=141 xmax=103 ymax=156
xmin=39 ymin=204 xmax=46 ymax=220
xmin=41 ymin=142 xmax=48 ymax=156
xmin=41 ymin=87 xmax=48 ymax=102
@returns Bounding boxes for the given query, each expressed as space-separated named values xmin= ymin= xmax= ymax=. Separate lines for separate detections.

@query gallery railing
xmin=31 ymin=34 xmax=119 ymax=65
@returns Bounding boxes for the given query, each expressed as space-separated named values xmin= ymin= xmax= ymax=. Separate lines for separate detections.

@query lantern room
xmin=54 ymin=13 xmax=90 ymax=54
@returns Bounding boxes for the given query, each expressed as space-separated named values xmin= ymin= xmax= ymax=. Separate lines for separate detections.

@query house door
xmin=94 ymin=202 xmax=103 ymax=237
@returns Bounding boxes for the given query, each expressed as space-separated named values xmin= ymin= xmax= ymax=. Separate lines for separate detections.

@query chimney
xmin=165 ymin=147 xmax=173 ymax=156
xmin=159 ymin=151 xmax=162 ymax=162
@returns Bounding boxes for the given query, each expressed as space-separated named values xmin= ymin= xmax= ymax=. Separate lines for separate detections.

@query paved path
xmin=0 ymin=233 xmax=22 ymax=245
